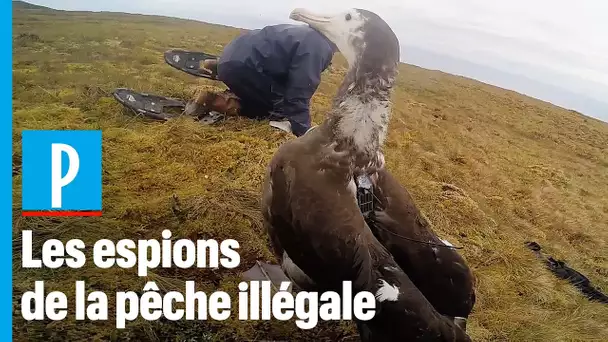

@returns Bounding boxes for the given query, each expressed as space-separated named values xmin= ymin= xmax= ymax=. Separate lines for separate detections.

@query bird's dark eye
xmin=345 ymin=13 xmax=352 ymax=21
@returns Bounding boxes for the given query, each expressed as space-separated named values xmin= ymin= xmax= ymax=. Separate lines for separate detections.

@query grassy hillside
xmin=13 ymin=0 xmax=53 ymax=11
xmin=12 ymin=4 xmax=608 ymax=342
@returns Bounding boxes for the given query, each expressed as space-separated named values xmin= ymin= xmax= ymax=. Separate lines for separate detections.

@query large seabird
xmin=261 ymin=7 xmax=473 ymax=341
xmin=367 ymin=174 xmax=476 ymax=328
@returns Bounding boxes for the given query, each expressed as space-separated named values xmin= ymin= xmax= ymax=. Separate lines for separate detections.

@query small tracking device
xmin=355 ymin=174 xmax=374 ymax=218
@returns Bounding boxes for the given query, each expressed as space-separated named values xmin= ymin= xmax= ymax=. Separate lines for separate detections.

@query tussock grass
xmin=12 ymin=5 xmax=608 ymax=342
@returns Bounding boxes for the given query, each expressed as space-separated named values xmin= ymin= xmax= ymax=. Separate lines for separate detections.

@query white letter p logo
xmin=51 ymin=143 xmax=80 ymax=208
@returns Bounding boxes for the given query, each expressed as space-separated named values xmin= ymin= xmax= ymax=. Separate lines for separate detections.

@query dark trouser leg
xmin=217 ymin=61 xmax=280 ymax=120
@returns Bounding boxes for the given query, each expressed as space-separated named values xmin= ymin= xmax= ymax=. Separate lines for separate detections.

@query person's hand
xmin=200 ymin=58 xmax=218 ymax=77
xmin=269 ymin=120 xmax=293 ymax=134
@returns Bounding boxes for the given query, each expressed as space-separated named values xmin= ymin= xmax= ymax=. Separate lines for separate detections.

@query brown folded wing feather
xmin=368 ymin=168 xmax=476 ymax=319
xmin=261 ymin=131 xmax=471 ymax=341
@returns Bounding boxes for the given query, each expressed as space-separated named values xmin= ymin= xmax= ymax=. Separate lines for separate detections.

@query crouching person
xmin=185 ymin=23 xmax=336 ymax=137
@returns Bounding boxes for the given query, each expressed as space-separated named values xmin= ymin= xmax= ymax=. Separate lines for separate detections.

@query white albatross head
xmin=290 ymin=8 xmax=400 ymax=155
xmin=289 ymin=8 xmax=400 ymax=70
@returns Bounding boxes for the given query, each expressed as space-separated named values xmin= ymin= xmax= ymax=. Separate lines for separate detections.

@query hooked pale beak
xmin=289 ymin=8 xmax=340 ymax=54
xmin=289 ymin=8 xmax=332 ymax=25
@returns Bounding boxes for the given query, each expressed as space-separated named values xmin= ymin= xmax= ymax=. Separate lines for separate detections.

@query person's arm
xmin=280 ymin=35 xmax=333 ymax=137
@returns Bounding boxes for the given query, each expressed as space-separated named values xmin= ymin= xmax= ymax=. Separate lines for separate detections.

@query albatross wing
xmin=261 ymin=135 xmax=375 ymax=292
xmin=261 ymin=131 xmax=471 ymax=341
xmin=368 ymin=168 xmax=476 ymax=320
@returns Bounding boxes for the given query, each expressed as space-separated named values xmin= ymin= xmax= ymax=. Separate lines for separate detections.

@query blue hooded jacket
xmin=218 ymin=24 xmax=336 ymax=136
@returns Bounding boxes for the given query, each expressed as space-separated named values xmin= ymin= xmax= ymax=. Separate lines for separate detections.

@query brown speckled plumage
xmin=262 ymin=8 xmax=473 ymax=341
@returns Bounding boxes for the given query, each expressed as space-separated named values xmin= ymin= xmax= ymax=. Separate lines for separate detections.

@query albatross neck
xmin=328 ymin=59 xmax=396 ymax=159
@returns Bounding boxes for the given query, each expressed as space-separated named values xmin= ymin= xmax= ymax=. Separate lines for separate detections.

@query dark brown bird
xmin=261 ymin=7 xmax=474 ymax=341
xmin=367 ymin=170 xmax=476 ymax=327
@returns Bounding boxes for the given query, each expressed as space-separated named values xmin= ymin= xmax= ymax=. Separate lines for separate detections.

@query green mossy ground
xmin=12 ymin=5 xmax=608 ymax=342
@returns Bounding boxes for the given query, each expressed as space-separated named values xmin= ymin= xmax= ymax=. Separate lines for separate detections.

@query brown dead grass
xmin=12 ymin=5 xmax=608 ymax=342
